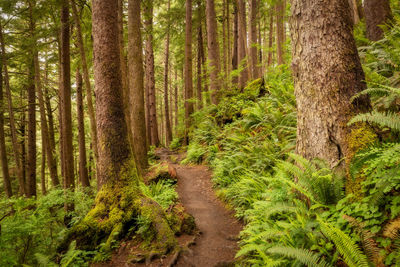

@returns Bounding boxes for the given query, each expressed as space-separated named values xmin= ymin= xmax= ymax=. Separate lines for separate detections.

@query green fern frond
xmin=348 ymin=111 xmax=400 ymax=131
xmin=267 ymin=246 xmax=332 ymax=267
xmin=318 ymin=218 xmax=369 ymax=267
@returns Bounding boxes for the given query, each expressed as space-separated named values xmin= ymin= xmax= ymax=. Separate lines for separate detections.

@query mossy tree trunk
xmin=290 ymin=0 xmax=371 ymax=169
xmin=64 ymin=0 xmax=176 ymax=254
xmin=184 ymin=0 xmax=194 ymax=145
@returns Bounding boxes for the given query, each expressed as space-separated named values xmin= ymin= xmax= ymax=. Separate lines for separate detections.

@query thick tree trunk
xmin=163 ymin=0 xmax=173 ymax=145
xmin=348 ymin=0 xmax=361 ymax=25
xmin=143 ymin=2 xmax=160 ymax=147
xmin=71 ymin=0 xmax=99 ymax=170
xmin=206 ymin=0 xmax=221 ymax=105
xmin=249 ymin=0 xmax=259 ymax=79
xmin=237 ymin=0 xmax=249 ymax=89
xmin=364 ymin=0 xmax=392 ymax=41
xmin=290 ymin=0 xmax=371 ymax=168
xmin=0 ymin=22 xmax=25 ymax=195
xmin=0 ymin=47 xmax=12 ymax=198
xmin=184 ymin=0 xmax=194 ymax=145
xmin=76 ymin=70 xmax=90 ymax=187
xmin=128 ymin=0 xmax=148 ymax=173
xmin=60 ymin=0 xmax=74 ymax=193
xmin=276 ymin=0 xmax=285 ymax=65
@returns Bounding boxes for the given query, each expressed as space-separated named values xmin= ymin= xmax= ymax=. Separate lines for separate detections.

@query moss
xmin=346 ymin=123 xmax=378 ymax=198
xmin=60 ymin=158 xmax=178 ymax=258
xmin=166 ymin=204 xmax=196 ymax=235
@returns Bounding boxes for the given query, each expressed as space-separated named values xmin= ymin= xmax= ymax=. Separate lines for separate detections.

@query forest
xmin=0 ymin=0 xmax=399 ymax=266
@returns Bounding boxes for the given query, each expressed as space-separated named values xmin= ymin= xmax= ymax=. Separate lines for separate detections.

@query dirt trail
xmin=173 ymin=163 xmax=242 ymax=267
xmin=154 ymin=149 xmax=242 ymax=267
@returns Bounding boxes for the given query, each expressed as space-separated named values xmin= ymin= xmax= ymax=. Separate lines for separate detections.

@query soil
xmin=95 ymin=149 xmax=242 ymax=266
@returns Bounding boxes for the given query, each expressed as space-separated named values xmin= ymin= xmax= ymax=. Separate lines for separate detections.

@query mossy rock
xmin=166 ymin=204 xmax=196 ymax=236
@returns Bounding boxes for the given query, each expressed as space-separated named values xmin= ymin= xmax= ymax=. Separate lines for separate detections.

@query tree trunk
xmin=0 ymin=22 xmax=25 ymax=195
xmin=0 ymin=45 xmax=12 ymax=198
xmin=174 ymin=69 xmax=179 ymax=134
xmin=65 ymin=0 xmax=176 ymax=252
xmin=276 ymin=0 xmax=285 ymax=65
xmin=196 ymin=22 xmax=203 ymax=110
xmin=41 ymin=140 xmax=46 ymax=195
xmin=232 ymin=1 xmax=238 ymax=85
xmin=226 ymin=0 xmax=231 ymax=84
xmin=71 ymin=0 xmax=99 ymax=171
xmin=76 ymin=69 xmax=90 ymax=187
xmin=348 ymin=0 xmax=361 ymax=25
xmin=267 ymin=10 xmax=274 ymax=67
xmin=364 ymin=0 xmax=392 ymax=41
xmin=60 ymin=0 xmax=74 ymax=192
xmin=128 ymin=0 xmax=148 ymax=174
xmin=163 ymin=0 xmax=173 ymax=145
xmin=143 ymin=2 xmax=160 ymax=147
xmin=184 ymin=0 xmax=194 ymax=145
xmin=237 ymin=0 xmax=249 ymax=89
xmin=249 ymin=0 xmax=259 ymax=79
xmin=27 ymin=61 xmax=36 ymax=198
xmin=206 ymin=0 xmax=221 ymax=105
xmin=290 ymin=0 xmax=371 ymax=168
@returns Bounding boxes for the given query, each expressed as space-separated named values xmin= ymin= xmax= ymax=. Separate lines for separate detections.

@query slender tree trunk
xmin=143 ymin=2 xmax=160 ymax=147
xmin=128 ymin=0 xmax=148 ymax=173
xmin=232 ymin=1 xmax=239 ymax=85
xmin=60 ymin=0 xmax=74 ymax=192
xmin=0 ymin=22 xmax=25 ymax=195
xmin=276 ymin=0 xmax=285 ymax=65
xmin=76 ymin=69 xmax=90 ymax=187
xmin=40 ymin=141 xmax=46 ymax=195
xmin=27 ymin=61 xmax=36 ymax=198
xmin=196 ymin=24 xmax=203 ymax=110
xmin=348 ymin=0 xmax=361 ymax=25
xmin=249 ymin=0 xmax=259 ymax=79
xmin=184 ymin=0 xmax=194 ymax=145
xmin=174 ymin=69 xmax=178 ymax=134
xmin=206 ymin=0 xmax=221 ymax=104
xmin=290 ymin=0 xmax=371 ymax=168
xmin=163 ymin=0 xmax=173 ymax=145
xmin=71 ymin=0 xmax=99 ymax=167
xmin=267 ymin=10 xmax=274 ymax=67
xmin=237 ymin=0 xmax=249 ymax=89
xmin=226 ymin=0 xmax=231 ymax=83
xmin=33 ymin=48 xmax=59 ymax=187
xmin=0 ymin=47 xmax=12 ymax=198
xmin=222 ymin=0 xmax=228 ymax=87
xmin=364 ymin=0 xmax=392 ymax=41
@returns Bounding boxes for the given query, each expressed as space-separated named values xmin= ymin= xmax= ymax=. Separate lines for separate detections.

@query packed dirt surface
xmin=157 ymin=149 xmax=242 ymax=267
xmin=173 ymin=163 xmax=242 ymax=267
xmin=95 ymin=149 xmax=242 ymax=266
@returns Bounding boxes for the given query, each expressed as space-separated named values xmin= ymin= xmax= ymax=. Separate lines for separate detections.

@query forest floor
xmin=96 ymin=149 xmax=242 ymax=267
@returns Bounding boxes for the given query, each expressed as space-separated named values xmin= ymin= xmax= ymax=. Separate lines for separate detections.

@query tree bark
xmin=128 ymin=0 xmax=148 ymax=173
xmin=249 ymin=0 xmax=259 ymax=79
xmin=71 ymin=0 xmax=99 ymax=169
xmin=163 ymin=0 xmax=173 ymax=145
xmin=0 ymin=22 xmax=25 ymax=195
xmin=196 ymin=22 xmax=203 ymax=110
xmin=60 ymin=0 xmax=74 ymax=192
xmin=267 ymin=9 xmax=274 ymax=67
xmin=290 ymin=0 xmax=371 ymax=168
xmin=276 ymin=0 xmax=285 ymax=65
xmin=364 ymin=0 xmax=392 ymax=41
xmin=232 ymin=1 xmax=238 ymax=85
xmin=174 ymin=68 xmax=178 ymax=134
xmin=348 ymin=0 xmax=361 ymax=25
xmin=0 ymin=43 xmax=12 ymax=198
xmin=76 ymin=69 xmax=90 ymax=187
xmin=206 ymin=0 xmax=221 ymax=105
xmin=237 ymin=0 xmax=249 ymax=89
xmin=27 ymin=61 xmax=36 ymax=198
xmin=143 ymin=1 xmax=160 ymax=147
xmin=184 ymin=0 xmax=194 ymax=145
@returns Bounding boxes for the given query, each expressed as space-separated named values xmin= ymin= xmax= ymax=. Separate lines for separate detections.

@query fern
xmin=267 ymin=246 xmax=332 ymax=267
xmin=349 ymin=111 xmax=400 ymax=131
xmin=318 ymin=218 xmax=369 ymax=267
